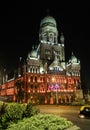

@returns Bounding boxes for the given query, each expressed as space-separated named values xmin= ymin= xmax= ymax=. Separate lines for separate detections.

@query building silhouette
xmin=0 ymin=15 xmax=83 ymax=104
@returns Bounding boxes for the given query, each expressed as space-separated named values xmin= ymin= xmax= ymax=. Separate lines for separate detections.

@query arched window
xmin=31 ymin=76 xmax=33 ymax=82
xmin=35 ymin=76 xmax=37 ymax=82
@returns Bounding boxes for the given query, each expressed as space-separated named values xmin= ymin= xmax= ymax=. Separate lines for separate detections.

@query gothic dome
xmin=28 ymin=49 xmax=37 ymax=58
xmin=31 ymin=50 xmax=37 ymax=57
xmin=40 ymin=16 xmax=57 ymax=27
xmin=71 ymin=55 xmax=77 ymax=63
xmin=69 ymin=53 xmax=77 ymax=63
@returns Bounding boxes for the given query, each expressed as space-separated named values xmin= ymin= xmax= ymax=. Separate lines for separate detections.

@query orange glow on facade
xmin=0 ymin=14 xmax=82 ymax=104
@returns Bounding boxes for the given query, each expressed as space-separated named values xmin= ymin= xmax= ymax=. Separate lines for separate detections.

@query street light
xmin=55 ymin=84 xmax=59 ymax=104
xmin=51 ymin=77 xmax=59 ymax=104
xmin=49 ymin=77 xmax=59 ymax=104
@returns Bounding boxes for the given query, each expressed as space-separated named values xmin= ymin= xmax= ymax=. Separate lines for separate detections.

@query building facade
xmin=0 ymin=15 xmax=82 ymax=104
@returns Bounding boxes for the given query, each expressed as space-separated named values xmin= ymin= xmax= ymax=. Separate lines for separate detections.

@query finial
xmin=72 ymin=52 xmax=74 ymax=56
xmin=19 ymin=57 xmax=22 ymax=62
xmin=60 ymin=32 xmax=64 ymax=43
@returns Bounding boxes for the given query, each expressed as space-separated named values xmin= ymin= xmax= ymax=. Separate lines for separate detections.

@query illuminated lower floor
xmin=0 ymin=73 xmax=82 ymax=104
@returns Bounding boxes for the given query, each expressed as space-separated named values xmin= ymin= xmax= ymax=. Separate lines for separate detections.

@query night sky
xmin=0 ymin=1 xmax=90 ymax=89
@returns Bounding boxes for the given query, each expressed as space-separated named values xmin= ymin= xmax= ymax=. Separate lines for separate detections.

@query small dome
xmin=71 ymin=53 xmax=77 ymax=63
xmin=28 ymin=50 xmax=37 ymax=58
xmin=40 ymin=16 xmax=57 ymax=27
xmin=31 ymin=50 xmax=37 ymax=57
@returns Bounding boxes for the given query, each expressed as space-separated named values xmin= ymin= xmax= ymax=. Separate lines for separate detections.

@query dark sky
xmin=0 ymin=1 xmax=90 ymax=88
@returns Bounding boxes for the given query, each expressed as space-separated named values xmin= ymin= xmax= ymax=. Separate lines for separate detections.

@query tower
xmin=37 ymin=15 xmax=65 ymax=73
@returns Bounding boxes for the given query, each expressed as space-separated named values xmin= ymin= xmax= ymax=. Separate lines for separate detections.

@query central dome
xmin=40 ymin=16 xmax=57 ymax=27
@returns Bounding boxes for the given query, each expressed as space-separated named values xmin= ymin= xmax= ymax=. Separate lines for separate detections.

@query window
xmin=43 ymin=33 xmax=47 ymax=41
xmin=35 ymin=76 xmax=37 ymax=82
xmin=31 ymin=76 xmax=33 ymax=82
xmin=49 ymin=33 xmax=53 ymax=42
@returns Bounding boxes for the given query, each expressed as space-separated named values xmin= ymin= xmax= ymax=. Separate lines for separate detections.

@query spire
xmin=71 ymin=52 xmax=74 ymax=56
xmin=19 ymin=57 xmax=22 ymax=62
xmin=60 ymin=32 xmax=64 ymax=44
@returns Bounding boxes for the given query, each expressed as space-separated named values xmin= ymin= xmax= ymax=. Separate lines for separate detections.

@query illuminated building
xmin=0 ymin=15 xmax=83 ymax=104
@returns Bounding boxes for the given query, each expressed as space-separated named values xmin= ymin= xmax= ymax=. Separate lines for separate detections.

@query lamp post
xmin=51 ymin=77 xmax=59 ymax=104
xmin=55 ymin=84 xmax=59 ymax=104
